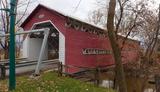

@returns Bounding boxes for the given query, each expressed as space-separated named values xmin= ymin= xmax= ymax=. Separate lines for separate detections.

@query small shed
xmin=21 ymin=4 xmax=140 ymax=73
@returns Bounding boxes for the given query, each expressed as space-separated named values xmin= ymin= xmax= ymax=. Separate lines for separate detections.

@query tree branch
xmin=16 ymin=0 xmax=31 ymax=25
xmin=148 ymin=5 xmax=160 ymax=58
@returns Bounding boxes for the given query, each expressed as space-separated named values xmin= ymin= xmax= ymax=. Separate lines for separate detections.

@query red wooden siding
xmin=21 ymin=4 xmax=140 ymax=73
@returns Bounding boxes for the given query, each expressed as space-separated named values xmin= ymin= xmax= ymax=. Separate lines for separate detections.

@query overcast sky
xmin=26 ymin=0 xmax=160 ymax=21
xmin=40 ymin=0 xmax=96 ymax=17
xmin=28 ymin=0 xmax=160 ymax=19
xmin=28 ymin=0 xmax=98 ymax=20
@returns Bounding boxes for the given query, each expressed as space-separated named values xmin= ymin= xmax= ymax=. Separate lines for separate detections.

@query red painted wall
xmin=22 ymin=6 xmax=67 ymax=35
xmin=65 ymin=27 xmax=114 ymax=73
xmin=21 ymin=5 xmax=140 ymax=73
xmin=65 ymin=25 xmax=140 ymax=73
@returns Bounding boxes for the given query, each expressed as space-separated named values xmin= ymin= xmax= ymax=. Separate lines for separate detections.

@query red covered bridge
xmin=21 ymin=4 xmax=140 ymax=73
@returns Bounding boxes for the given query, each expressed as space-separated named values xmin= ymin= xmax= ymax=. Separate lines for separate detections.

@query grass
xmin=0 ymin=71 xmax=115 ymax=92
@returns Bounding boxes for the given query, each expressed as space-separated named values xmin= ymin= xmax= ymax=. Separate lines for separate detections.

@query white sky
xmin=20 ymin=0 xmax=160 ymax=24
xmin=26 ymin=0 xmax=160 ymax=20
xmin=27 ymin=0 xmax=97 ymax=20
xmin=39 ymin=0 xmax=96 ymax=19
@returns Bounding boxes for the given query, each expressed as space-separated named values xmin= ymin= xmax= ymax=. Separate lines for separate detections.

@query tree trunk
xmin=4 ymin=40 xmax=9 ymax=59
xmin=106 ymin=0 xmax=127 ymax=92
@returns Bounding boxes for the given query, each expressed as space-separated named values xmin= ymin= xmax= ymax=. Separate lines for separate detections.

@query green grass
xmin=0 ymin=71 xmax=115 ymax=92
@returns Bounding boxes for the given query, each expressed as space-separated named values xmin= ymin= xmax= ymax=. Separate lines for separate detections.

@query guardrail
xmin=0 ymin=60 xmax=114 ymax=86
xmin=0 ymin=59 xmax=59 ymax=79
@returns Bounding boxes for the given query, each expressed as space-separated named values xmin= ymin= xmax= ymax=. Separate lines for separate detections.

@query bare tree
xmin=107 ymin=0 xmax=127 ymax=92
xmin=122 ymin=3 xmax=160 ymax=92
xmin=89 ymin=0 xmax=160 ymax=91
xmin=88 ymin=0 xmax=155 ymax=41
xmin=0 ymin=0 xmax=38 ymax=59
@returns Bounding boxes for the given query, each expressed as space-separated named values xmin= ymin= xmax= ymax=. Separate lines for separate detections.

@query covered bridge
xmin=20 ymin=4 xmax=140 ymax=73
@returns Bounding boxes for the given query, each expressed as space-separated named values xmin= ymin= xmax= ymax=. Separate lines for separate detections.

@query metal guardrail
xmin=0 ymin=59 xmax=59 ymax=79
xmin=0 ymin=59 xmax=113 ymax=86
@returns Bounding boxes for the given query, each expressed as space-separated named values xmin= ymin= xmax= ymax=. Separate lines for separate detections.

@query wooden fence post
xmin=58 ymin=62 xmax=62 ymax=76
xmin=155 ymin=75 xmax=160 ymax=92
xmin=94 ymin=67 xmax=100 ymax=86
xmin=0 ymin=65 xmax=6 ymax=80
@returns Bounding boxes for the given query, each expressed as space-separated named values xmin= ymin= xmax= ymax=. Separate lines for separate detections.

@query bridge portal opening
xmin=28 ymin=22 xmax=59 ymax=60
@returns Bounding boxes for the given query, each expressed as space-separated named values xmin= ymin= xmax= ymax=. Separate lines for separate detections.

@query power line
xmin=73 ymin=0 xmax=82 ymax=13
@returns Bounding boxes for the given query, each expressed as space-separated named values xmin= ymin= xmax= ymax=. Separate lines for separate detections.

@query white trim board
xmin=30 ymin=20 xmax=65 ymax=64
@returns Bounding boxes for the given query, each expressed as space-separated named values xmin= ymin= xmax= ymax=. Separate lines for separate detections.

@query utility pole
xmin=9 ymin=0 xmax=16 ymax=90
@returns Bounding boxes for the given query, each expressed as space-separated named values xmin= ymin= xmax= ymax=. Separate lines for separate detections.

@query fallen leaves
xmin=0 ymin=81 xmax=8 ymax=92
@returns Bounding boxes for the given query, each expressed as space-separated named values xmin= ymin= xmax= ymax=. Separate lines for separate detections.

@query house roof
xmin=20 ymin=4 xmax=106 ymax=31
